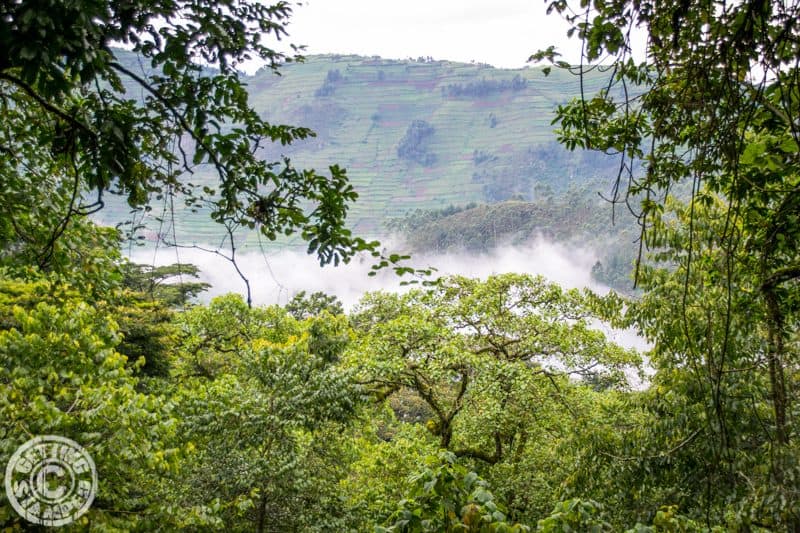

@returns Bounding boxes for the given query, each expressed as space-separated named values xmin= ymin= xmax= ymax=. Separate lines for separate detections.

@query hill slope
xmin=98 ymin=54 xmax=623 ymax=249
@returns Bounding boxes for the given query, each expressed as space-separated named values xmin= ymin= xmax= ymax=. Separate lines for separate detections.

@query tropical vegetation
xmin=1 ymin=0 xmax=799 ymax=531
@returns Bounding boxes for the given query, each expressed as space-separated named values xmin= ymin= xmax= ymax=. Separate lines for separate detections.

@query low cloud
xmin=128 ymin=238 xmax=648 ymax=352
xmin=130 ymin=239 xmax=599 ymax=306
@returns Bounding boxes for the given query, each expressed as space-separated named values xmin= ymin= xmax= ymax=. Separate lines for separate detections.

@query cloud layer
xmin=129 ymin=238 xmax=648 ymax=353
xmin=131 ymin=239 xmax=599 ymax=306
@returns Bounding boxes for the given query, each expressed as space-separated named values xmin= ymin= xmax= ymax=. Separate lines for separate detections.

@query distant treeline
xmin=443 ymin=75 xmax=527 ymax=98
xmin=315 ymin=69 xmax=343 ymax=97
xmin=387 ymin=193 xmax=639 ymax=292
xmin=397 ymin=120 xmax=436 ymax=166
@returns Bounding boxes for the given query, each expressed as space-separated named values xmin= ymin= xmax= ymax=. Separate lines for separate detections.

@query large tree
xmin=0 ymin=0 xmax=376 ymax=283
xmin=534 ymin=0 xmax=800 ymax=526
xmin=347 ymin=274 xmax=640 ymax=524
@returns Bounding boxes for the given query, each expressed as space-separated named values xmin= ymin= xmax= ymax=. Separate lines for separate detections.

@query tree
xmin=0 ymin=278 xmax=179 ymax=529
xmin=398 ymin=120 xmax=437 ymax=166
xmin=534 ymin=0 xmax=800 ymax=525
xmin=286 ymin=290 xmax=344 ymax=320
xmin=121 ymin=262 xmax=210 ymax=308
xmin=166 ymin=294 xmax=362 ymax=531
xmin=0 ymin=0 xmax=377 ymax=273
xmin=348 ymin=274 xmax=637 ymax=480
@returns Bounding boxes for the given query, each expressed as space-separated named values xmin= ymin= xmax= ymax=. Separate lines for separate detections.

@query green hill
xmin=97 ymin=53 xmax=624 ymax=251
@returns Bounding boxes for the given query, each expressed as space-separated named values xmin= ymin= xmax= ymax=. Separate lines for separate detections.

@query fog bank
xmin=128 ymin=238 xmax=647 ymax=351
xmin=129 ymin=239 xmax=602 ymax=306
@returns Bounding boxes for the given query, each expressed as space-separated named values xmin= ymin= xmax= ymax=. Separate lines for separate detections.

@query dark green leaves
xmin=0 ymin=0 xmax=376 ymax=268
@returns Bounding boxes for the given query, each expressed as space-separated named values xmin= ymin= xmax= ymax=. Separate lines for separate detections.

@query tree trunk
xmin=256 ymin=488 xmax=267 ymax=533
xmin=764 ymin=288 xmax=788 ymax=446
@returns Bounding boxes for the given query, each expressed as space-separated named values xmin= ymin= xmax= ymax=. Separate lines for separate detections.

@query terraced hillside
xmin=98 ymin=54 xmax=621 ymax=250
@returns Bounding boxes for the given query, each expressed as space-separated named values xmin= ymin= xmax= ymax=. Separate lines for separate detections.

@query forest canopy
xmin=1 ymin=0 xmax=800 ymax=531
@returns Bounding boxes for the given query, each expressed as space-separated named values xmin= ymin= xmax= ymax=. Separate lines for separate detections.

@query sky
xmin=283 ymin=0 xmax=581 ymax=68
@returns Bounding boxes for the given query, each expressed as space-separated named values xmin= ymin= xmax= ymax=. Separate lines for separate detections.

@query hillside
xmin=387 ymin=186 xmax=641 ymax=291
xmin=97 ymin=54 xmax=624 ymax=250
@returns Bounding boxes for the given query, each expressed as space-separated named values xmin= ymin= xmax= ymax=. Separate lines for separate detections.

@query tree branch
xmin=0 ymin=72 xmax=97 ymax=139
xmin=109 ymin=61 xmax=227 ymax=179
xmin=761 ymin=264 xmax=800 ymax=290
xmin=453 ymin=433 xmax=503 ymax=464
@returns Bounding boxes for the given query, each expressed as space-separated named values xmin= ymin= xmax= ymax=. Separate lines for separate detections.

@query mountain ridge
xmin=100 ymin=52 xmax=623 ymax=250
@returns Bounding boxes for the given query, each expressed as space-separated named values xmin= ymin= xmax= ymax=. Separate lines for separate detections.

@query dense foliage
xmin=0 ymin=0 xmax=377 ymax=272
xmin=532 ymin=0 xmax=800 ymax=527
xmin=1 ymin=0 xmax=799 ymax=531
